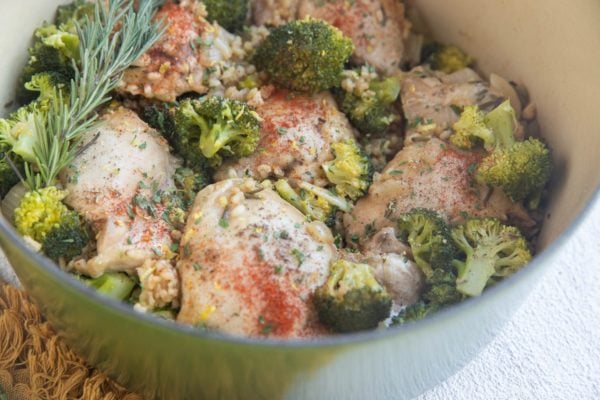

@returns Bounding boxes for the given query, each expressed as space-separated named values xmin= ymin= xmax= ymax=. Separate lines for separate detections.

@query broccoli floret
xmin=173 ymin=96 xmax=261 ymax=167
xmin=274 ymin=179 xmax=352 ymax=227
xmin=423 ymin=268 xmax=462 ymax=304
xmin=449 ymin=105 xmax=495 ymax=150
xmin=16 ymin=0 xmax=91 ymax=104
xmin=1 ymin=72 xmax=66 ymax=165
xmin=55 ymin=0 xmax=95 ymax=26
xmin=391 ymin=268 xmax=464 ymax=326
xmin=16 ymin=20 xmax=80 ymax=104
xmin=393 ymin=264 xmax=463 ymax=324
xmin=392 ymin=269 xmax=463 ymax=325
xmin=139 ymin=102 xmax=214 ymax=186
xmin=396 ymin=208 xmax=457 ymax=279
xmin=275 ymin=180 xmax=332 ymax=226
xmin=82 ymin=272 xmax=137 ymax=301
xmin=13 ymin=186 xmax=71 ymax=242
xmin=253 ymin=19 xmax=354 ymax=93
xmin=0 ymin=106 xmax=41 ymax=164
xmin=13 ymin=185 xmax=88 ymax=263
xmin=451 ymin=218 xmax=532 ymax=297
xmin=334 ymin=73 xmax=401 ymax=135
xmin=475 ymin=101 xmax=553 ymax=201
xmin=42 ymin=212 xmax=88 ymax=262
xmin=421 ymin=42 xmax=473 ymax=74
xmin=202 ymin=0 xmax=248 ymax=32
xmin=139 ymin=102 xmax=177 ymax=136
xmin=322 ymin=140 xmax=374 ymax=200
xmin=392 ymin=301 xmax=438 ymax=324
xmin=392 ymin=209 xmax=462 ymax=325
xmin=313 ymin=260 xmax=392 ymax=333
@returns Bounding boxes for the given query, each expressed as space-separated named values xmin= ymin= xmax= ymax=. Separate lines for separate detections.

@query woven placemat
xmin=0 ymin=282 xmax=142 ymax=400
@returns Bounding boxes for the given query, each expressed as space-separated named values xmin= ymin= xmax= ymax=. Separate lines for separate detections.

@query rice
xmin=340 ymin=65 xmax=378 ymax=98
xmin=136 ymin=259 xmax=180 ymax=311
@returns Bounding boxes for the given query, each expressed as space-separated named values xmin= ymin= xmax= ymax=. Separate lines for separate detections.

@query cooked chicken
xmin=343 ymin=229 xmax=423 ymax=311
xmin=214 ymin=89 xmax=356 ymax=187
xmin=298 ymin=0 xmax=410 ymax=74
xmin=177 ymin=179 xmax=336 ymax=338
xmin=251 ymin=0 xmax=300 ymax=26
xmin=61 ymin=107 xmax=179 ymax=278
xmin=118 ymin=1 xmax=242 ymax=101
xmin=401 ymin=67 xmax=504 ymax=143
xmin=366 ymin=252 xmax=423 ymax=312
xmin=344 ymin=138 xmax=534 ymax=248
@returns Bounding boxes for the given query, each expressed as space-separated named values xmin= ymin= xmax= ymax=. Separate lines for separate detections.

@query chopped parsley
xmin=291 ymin=249 xmax=305 ymax=265
xmin=450 ymin=104 xmax=462 ymax=115
xmin=364 ymin=222 xmax=376 ymax=238
xmin=468 ymin=162 xmax=478 ymax=175
xmin=258 ymin=315 xmax=274 ymax=335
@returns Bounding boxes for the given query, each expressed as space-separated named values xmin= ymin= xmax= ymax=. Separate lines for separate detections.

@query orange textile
xmin=0 ymin=283 xmax=142 ymax=400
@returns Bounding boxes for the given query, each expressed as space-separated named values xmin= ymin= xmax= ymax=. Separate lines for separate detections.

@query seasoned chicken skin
xmin=215 ymin=89 xmax=356 ymax=187
xmin=344 ymin=138 xmax=534 ymax=248
xmin=251 ymin=0 xmax=300 ymax=26
xmin=401 ymin=67 xmax=504 ymax=143
xmin=177 ymin=179 xmax=336 ymax=338
xmin=61 ymin=107 xmax=179 ymax=278
xmin=118 ymin=1 xmax=241 ymax=101
xmin=298 ymin=0 xmax=410 ymax=74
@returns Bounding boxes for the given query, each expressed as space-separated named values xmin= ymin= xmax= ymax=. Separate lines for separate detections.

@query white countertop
xmin=419 ymin=199 xmax=600 ymax=400
xmin=1 ymin=200 xmax=599 ymax=400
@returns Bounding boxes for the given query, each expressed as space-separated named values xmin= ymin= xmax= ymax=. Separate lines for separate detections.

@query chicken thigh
xmin=61 ymin=107 xmax=179 ymax=278
xmin=344 ymin=138 xmax=534 ymax=248
xmin=251 ymin=0 xmax=300 ymax=26
xmin=401 ymin=67 xmax=504 ymax=143
xmin=298 ymin=0 xmax=410 ymax=74
xmin=214 ymin=89 xmax=356 ymax=187
xmin=177 ymin=179 xmax=336 ymax=338
xmin=118 ymin=1 xmax=243 ymax=101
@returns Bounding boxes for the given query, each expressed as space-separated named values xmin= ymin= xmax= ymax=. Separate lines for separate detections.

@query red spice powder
xmin=234 ymin=255 xmax=302 ymax=336
xmin=147 ymin=3 xmax=208 ymax=74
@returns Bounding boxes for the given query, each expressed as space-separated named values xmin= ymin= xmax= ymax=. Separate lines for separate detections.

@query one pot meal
xmin=0 ymin=0 xmax=552 ymax=338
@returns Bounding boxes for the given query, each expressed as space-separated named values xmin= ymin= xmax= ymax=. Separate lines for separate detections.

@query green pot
xmin=1 ymin=1 xmax=599 ymax=399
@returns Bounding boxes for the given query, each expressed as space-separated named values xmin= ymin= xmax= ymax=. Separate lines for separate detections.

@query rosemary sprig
xmin=25 ymin=0 xmax=166 ymax=189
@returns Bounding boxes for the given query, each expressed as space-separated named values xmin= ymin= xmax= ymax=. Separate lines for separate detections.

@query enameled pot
xmin=1 ymin=1 xmax=599 ymax=399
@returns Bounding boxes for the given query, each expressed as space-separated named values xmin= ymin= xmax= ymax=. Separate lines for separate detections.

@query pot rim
xmin=1 ymin=186 xmax=598 ymax=349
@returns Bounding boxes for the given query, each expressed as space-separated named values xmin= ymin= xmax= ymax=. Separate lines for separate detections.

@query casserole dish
xmin=1 ymin=0 xmax=599 ymax=398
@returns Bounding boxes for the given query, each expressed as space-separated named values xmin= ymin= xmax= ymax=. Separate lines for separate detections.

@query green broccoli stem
xmin=199 ymin=123 xmax=240 ymax=158
xmin=274 ymin=179 xmax=301 ymax=204
xmin=84 ymin=272 xmax=136 ymax=301
xmin=298 ymin=181 xmax=352 ymax=212
xmin=455 ymin=253 xmax=496 ymax=297
xmin=485 ymin=100 xmax=517 ymax=149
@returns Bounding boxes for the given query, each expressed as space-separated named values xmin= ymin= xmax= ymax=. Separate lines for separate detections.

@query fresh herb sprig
xmin=24 ymin=0 xmax=166 ymax=189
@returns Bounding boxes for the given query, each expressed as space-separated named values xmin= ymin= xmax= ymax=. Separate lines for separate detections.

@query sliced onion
xmin=490 ymin=73 xmax=523 ymax=119
xmin=1 ymin=182 xmax=28 ymax=224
